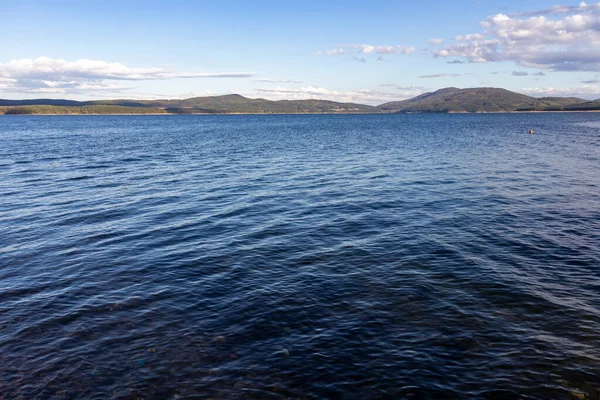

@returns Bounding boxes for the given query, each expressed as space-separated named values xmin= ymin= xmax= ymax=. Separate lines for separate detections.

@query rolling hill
xmin=0 ymin=88 xmax=598 ymax=114
xmin=0 ymin=94 xmax=376 ymax=114
xmin=1 ymin=105 xmax=168 ymax=115
xmin=377 ymin=87 xmax=586 ymax=113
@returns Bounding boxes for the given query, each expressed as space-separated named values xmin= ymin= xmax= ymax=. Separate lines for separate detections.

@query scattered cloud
xmin=0 ymin=57 xmax=254 ymax=94
xmin=0 ymin=78 xmax=132 ymax=94
xmin=418 ymin=73 xmax=462 ymax=79
xmin=428 ymin=38 xmax=445 ymax=45
xmin=316 ymin=44 xmax=414 ymax=58
xmin=315 ymin=48 xmax=345 ymax=56
xmin=380 ymin=83 xmax=428 ymax=92
xmin=533 ymin=71 xmax=546 ymax=76
xmin=581 ymin=79 xmax=600 ymax=83
xmin=254 ymin=85 xmax=424 ymax=105
xmin=353 ymin=44 xmax=414 ymax=54
xmin=352 ymin=56 xmax=367 ymax=63
xmin=512 ymin=71 xmax=529 ymax=76
xmin=433 ymin=2 xmax=600 ymax=71
xmin=521 ymin=85 xmax=600 ymax=98
xmin=0 ymin=57 xmax=253 ymax=80
xmin=255 ymin=78 xmax=303 ymax=83
xmin=447 ymin=60 xmax=466 ymax=64
xmin=509 ymin=2 xmax=600 ymax=17
xmin=395 ymin=85 xmax=428 ymax=91
xmin=87 ymin=89 xmax=221 ymax=101
xmin=377 ymin=56 xmax=386 ymax=61
xmin=455 ymin=33 xmax=485 ymax=41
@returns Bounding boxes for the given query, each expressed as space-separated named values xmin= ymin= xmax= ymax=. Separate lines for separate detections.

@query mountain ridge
xmin=1 ymin=88 xmax=598 ymax=114
xmin=376 ymin=87 xmax=586 ymax=113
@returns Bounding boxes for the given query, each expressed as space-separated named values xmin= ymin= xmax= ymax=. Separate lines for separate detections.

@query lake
xmin=1 ymin=113 xmax=599 ymax=399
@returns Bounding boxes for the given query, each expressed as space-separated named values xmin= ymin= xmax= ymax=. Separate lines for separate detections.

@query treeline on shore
xmin=0 ymin=105 xmax=168 ymax=115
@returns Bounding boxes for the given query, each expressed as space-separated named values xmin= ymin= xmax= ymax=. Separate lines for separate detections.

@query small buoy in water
xmin=529 ymin=129 xmax=533 ymax=134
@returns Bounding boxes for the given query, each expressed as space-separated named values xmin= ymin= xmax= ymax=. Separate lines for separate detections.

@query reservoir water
xmin=1 ymin=113 xmax=599 ymax=399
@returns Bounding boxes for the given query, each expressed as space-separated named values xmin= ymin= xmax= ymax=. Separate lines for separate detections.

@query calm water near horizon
xmin=1 ymin=113 xmax=599 ymax=399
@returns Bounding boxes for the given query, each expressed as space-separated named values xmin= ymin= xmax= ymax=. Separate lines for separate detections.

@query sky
xmin=1 ymin=0 xmax=600 ymax=105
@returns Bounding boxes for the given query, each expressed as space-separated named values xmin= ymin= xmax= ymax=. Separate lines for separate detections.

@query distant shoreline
xmin=2 ymin=87 xmax=599 ymax=114
xmin=2 ymin=110 xmax=600 ymax=116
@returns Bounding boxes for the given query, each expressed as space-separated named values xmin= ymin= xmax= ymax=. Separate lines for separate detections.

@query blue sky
xmin=1 ymin=0 xmax=599 ymax=104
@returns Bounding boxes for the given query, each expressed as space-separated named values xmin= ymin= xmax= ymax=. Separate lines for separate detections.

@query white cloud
xmin=455 ymin=34 xmax=484 ymax=41
xmin=0 ymin=57 xmax=254 ymax=94
xmin=379 ymin=84 xmax=429 ymax=95
xmin=255 ymin=78 xmax=303 ymax=83
xmin=353 ymin=44 xmax=414 ymax=54
xmin=428 ymin=38 xmax=445 ymax=45
xmin=316 ymin=44 xmax=414 ymax=58
xmin=254 ymin=85 xmax=421 ymax=105
xmin=510 ymin=1 xmax=600 ymax=17
xmin=521 ymin=85 xmax=600 ymax=98
xmin=0 ymin=77 xmax=132 ymax=94
xmin=512 ymin=71 xmax=529 ymax=76
xmin=419 ymin=73 xmax=462 ymax=79
xmin=0 ymin=57 xmax=254 ymax=80
xmin=315 ymin=48 xmax=345 ymax=56
xmin=116 ymin=90 xmax=223 ymax=101
xmin=395 ymin=85 xmax=428 ymax=92
xmin=433 ymin=2 xmax=600 ymax=71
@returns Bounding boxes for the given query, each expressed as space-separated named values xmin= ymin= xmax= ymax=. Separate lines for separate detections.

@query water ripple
xmin=0 ymin=114 xmax=599 ymax=399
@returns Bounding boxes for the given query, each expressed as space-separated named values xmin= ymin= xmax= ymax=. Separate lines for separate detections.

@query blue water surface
xmin=0 ymin=113 xmax=599 ymax=399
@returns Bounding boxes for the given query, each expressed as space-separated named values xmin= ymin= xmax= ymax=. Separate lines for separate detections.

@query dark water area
xmin=0 ymin=113 xmax=599 ymax=399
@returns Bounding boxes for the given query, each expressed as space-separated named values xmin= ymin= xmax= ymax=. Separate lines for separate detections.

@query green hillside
xmin=0 ymin=105 xmax=168 ymax=115
xmin=560 ymin=99 xmax=600 ymax=111
xmin=79 ymin=94 xmax=375 ymax=114
xmin=377 ymin=88 xmax=586 ymax=113
xmin=1 ymin=88 xmax=598 ymax=114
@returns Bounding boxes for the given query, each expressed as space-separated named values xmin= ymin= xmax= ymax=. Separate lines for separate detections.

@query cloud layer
xmin=0 ymin=57 xmax=254 ymax=94
xmin=433 ymin=2 xmax=600 ymax=71
xmin=254 ymin=78 xmax=303 ymax=83
xmin=254 ymin=85 xmax=425 ymax=105
xmin=521 ymin=85 xmax=600 ymax=97
xmin=419 ymin=73 xmax=462 ymax=79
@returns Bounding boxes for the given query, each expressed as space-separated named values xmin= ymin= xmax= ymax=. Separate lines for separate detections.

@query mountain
xmin=145 ymin=95 xmax=377 ymax=114
xmin=377 ymin=87 xmax=586 ymax=113
xmin=87 ymin=94 xmax=378 ymax=114
xmin=558 ymin=99 xmax=600 ymax=111
xmin=0 ymin=98 xmax=84 ymax=107
xmin=1 ymin=105 xmax=168 ymax=115
xmin=0 ymin=94 xmax=376 ymax=114
xmin=0 ymin=88 xmax=597 ymax=115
